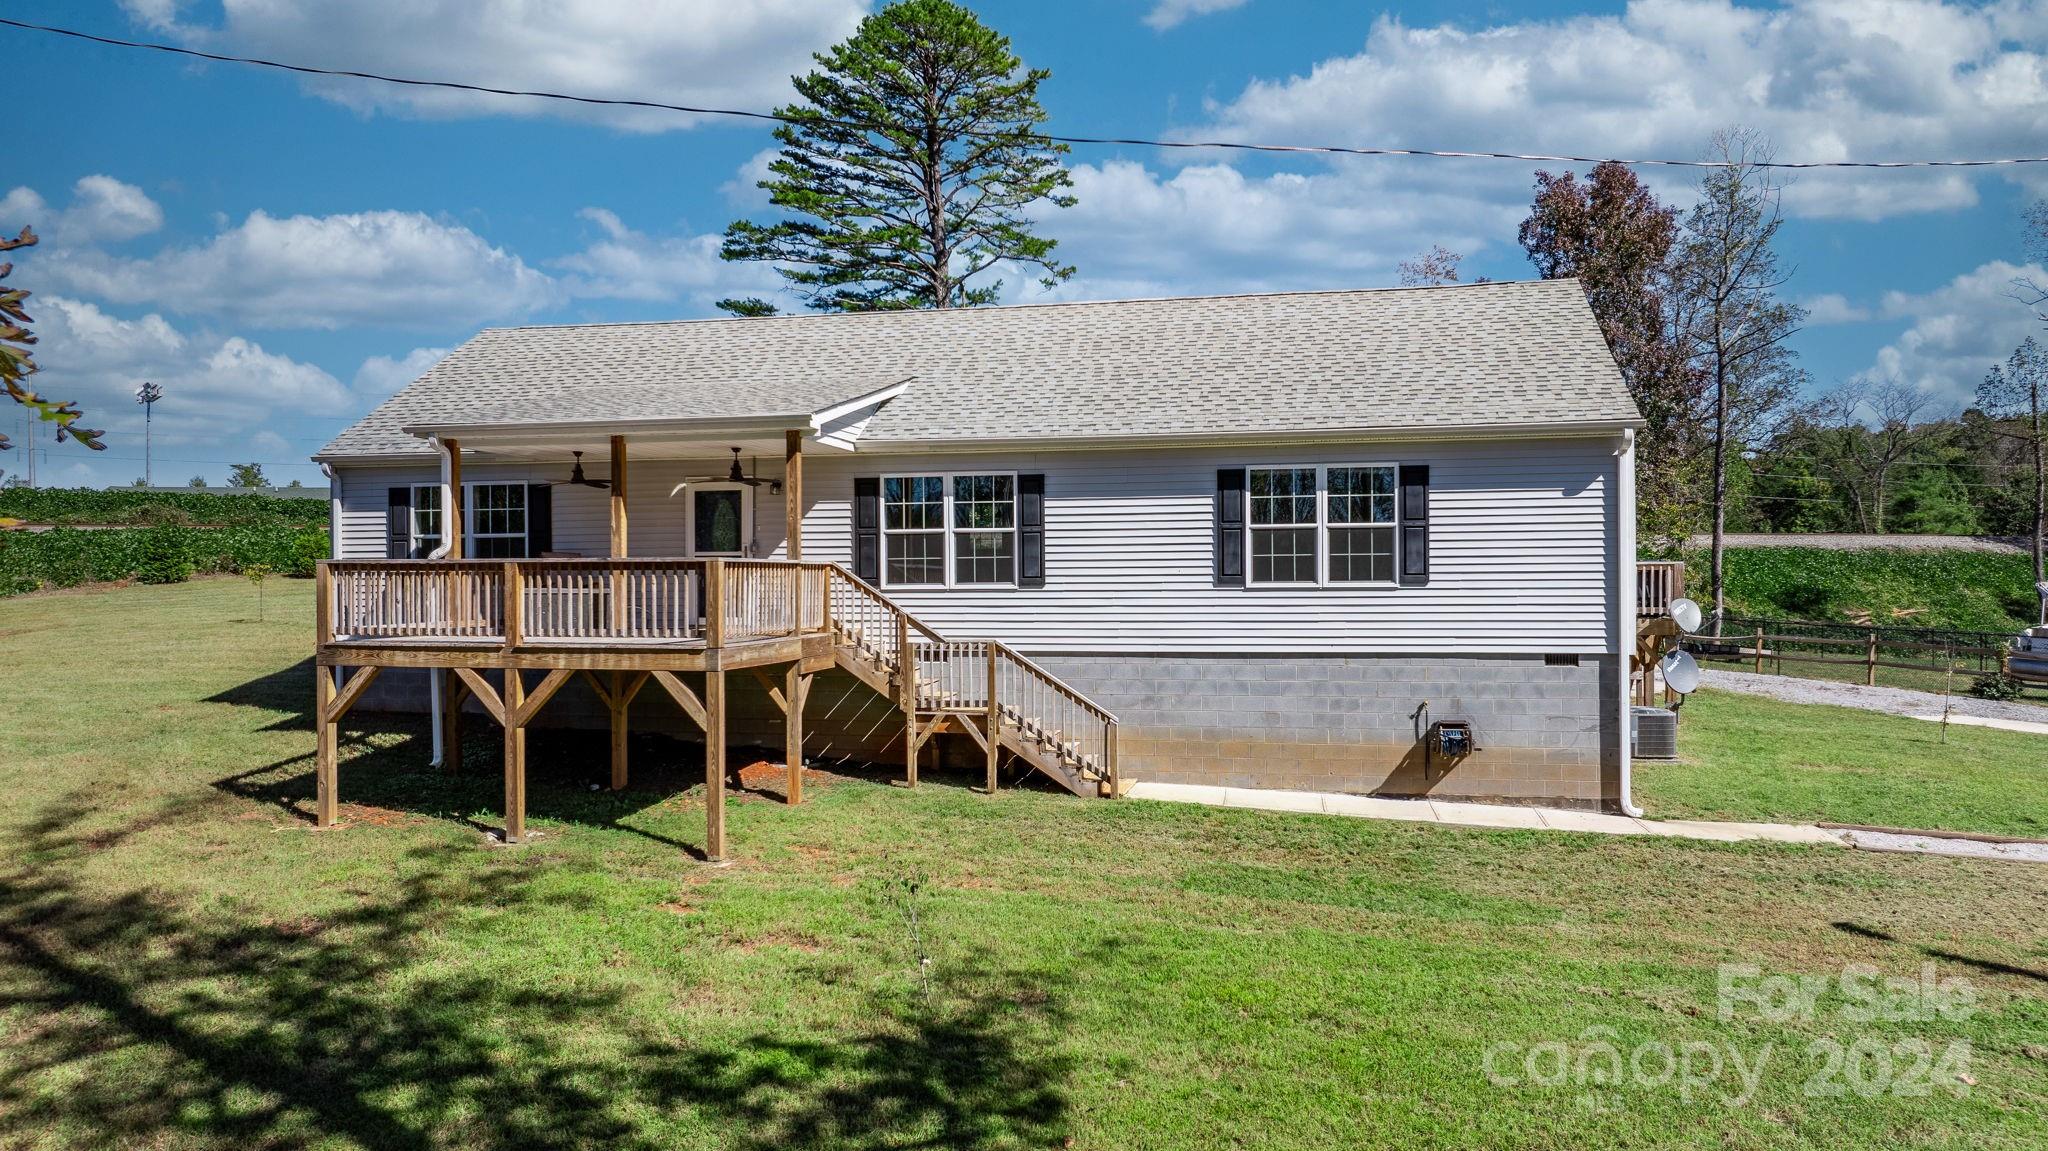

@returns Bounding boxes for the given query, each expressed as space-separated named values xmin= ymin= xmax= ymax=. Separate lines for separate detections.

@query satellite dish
xmin=1660 ymin=649 xmax=1701 ymax=696
xmin=1667 ymin=596 xmax=1703 ymax=634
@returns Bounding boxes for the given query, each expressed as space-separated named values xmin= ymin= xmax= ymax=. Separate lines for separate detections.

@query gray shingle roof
xmin=317 ymin=279 xmax=1638 ymax=459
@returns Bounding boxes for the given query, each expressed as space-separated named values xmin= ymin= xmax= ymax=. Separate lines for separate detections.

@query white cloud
xmin=1853 ymin=260 xmax=2047 ymax=404
xmin=1188 ymin=1 xmax=2048 ymax=223
xmin=354 ymin=346 xmax=451 ymax=396
xmin=123 ymin=0 xmax=870 ymax=133
xmin=552 ymin=207 xmax=785 ymax=307
xmin=42 ymin=209 xmax=556 ymax=329
xmin=0 ymin=176 xmax=163 ymax=245
xmin=36 ymin=296 xmax=354 ymax=414
xmin=1145 ymin=0 xmax=1251 ymax=32
xmin=1008 ymin=158 xmax=1516 ymax=302
xmin=1801 ymin=292 xmax=1873 ymax=325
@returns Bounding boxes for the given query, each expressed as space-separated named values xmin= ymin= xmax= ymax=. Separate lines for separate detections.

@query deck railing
xmin=1637 ymin=560 xmax=1686 ymax=619
xmin=327 ymin=560 xmax=508 ymax=641
xmin=519 ymin=559 xmax=703 ymax=644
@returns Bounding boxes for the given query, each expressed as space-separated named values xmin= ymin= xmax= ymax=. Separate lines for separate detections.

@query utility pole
xmin=135 ymin=381 xmax=163 ymax=487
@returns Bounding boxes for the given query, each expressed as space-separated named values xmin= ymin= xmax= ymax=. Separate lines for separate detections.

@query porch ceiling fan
xmin=541 ymin=450 xmax=609 ymax=490
xmin=679 ymin=446 xmax=777 ymax=490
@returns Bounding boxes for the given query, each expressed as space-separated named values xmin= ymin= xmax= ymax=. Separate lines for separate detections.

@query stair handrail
xmin=813 ymin=561 xmax=1119 ymax=788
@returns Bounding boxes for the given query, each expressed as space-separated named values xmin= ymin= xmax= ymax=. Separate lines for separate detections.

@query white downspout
xmin=426 ymin=438 xmax=455 ymax=767
xmin=1615 ymin=428 xmax=1643 ymax=817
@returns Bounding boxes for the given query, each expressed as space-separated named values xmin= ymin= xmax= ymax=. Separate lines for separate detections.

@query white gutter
xmin=426 ymin=438 xmax=455 ymax=768
xmin=1615 ymin=428 xmax=1643 ymax=817
xmin=855 ymin=417 xmax=1647 ymax=456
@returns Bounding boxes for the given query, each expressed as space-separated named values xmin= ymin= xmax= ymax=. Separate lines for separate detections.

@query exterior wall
xmin=329 ymin=433 xmax=1628 ymax=805
xmin=791 ymin=437 xmax=1618 ymax=655
xmin=1038 ymin=652 xmax=1621 ymax=807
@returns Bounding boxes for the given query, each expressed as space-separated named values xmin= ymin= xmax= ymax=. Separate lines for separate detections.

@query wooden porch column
xmin=609 ymin=435 xmax=629 ymax=556
xmin=784 ymin=429 xmax=803 ymax=561
xmin=444 ymin=437 xmax=464 ymax=559
xmin=315 ymin=664 xmax=338 ymax=827
xmin=503 ymin=668 xmax=526 ymax=843
xmin=705 ymin=669 xmax=727 ymax=861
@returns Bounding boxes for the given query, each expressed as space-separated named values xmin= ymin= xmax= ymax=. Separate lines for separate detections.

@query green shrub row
xmin=0 ymin=487 xmax=327 ymax=527
xmin=1678 ymin=546 xmax=2039 ymax=634
xmin=0 ymin=525 xmax=329 ymax=596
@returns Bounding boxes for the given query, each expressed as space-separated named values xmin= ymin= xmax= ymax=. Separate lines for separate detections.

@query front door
xmin=687 ymin=483 xmax=754 ymax=557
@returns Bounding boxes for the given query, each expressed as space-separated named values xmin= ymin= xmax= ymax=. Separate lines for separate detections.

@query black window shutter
xmin=1398 ymin=464 xmax=1429 ymax=586
xmin=1215 ymin=468 xmax=1246 ymax=587
xmin=386 ymin=487 xmax=412 ymax=558
xmin=853 ymin=477 xmax=881 ymax=582
xmin=526 ymin=483 xmax=552 ymax=558
xmin=1017 ymin=473 xmax=1046 ymax=588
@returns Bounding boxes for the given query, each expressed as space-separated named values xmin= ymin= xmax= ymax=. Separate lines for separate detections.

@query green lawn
xmin=1636 ymin=689 xmax=2048 ymax=838
xmin=3 ymin=578 xmax=2045 ymax=1150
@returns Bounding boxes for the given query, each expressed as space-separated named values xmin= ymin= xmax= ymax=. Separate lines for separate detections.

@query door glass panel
xmin=694 ymin=489 xmax=745 ymax=554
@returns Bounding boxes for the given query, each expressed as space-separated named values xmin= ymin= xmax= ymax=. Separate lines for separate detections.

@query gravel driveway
xmin=1698 ymin=667 xmax=2048 ymax=727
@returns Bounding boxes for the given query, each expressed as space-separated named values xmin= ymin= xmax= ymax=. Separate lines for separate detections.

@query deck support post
xmin=784 ymin=429 xmax=803 ymax=561
xmin=784 ymin=661 xmax=808 ymax=805
xmin=503 ymin=668 xmax=526 ymax=843
xmin=705 ymin=669 xmax=727 ymax=861
xmin=985 ymin=644 xmax=1000 ymax=794
xmin=899 ymin=614 xmax=917 ymax=787
xmin=314 ymin=663 xmax=338 ymax=827
xmin=609 ymin=671 xmax=629 ymax=791
xmin=442 ymin=668 xmax=465 ymax=774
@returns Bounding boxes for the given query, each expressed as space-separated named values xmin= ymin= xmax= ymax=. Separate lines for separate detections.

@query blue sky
xmin=11 ymin=0 xmax=2048 ymax=488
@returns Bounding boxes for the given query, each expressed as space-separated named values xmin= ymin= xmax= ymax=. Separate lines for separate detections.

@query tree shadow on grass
xmin=0 ymin=800 xmax=1079 ymax=1149
xmin=1830 ymin=920 xmax=2048 ymax=985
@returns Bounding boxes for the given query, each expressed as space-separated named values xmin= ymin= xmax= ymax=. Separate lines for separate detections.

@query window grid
xmin=880 ymin=472 xmax=1019 ymax=588
xmin=409 ymin=484 xmax=443 ymax=558
xmin=467 ymin=483 xmax=528 ymax=559
xmin=1244 ymin=464 xmax=1400 ymax=588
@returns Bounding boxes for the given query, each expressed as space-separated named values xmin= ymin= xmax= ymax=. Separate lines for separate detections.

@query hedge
xmin=0 ymin=488 xmax=327 ymax=527
xmin=1681 ymin=546 xmax=2040 ymax=634
xmin=0 ymin=524 xmax=329 ymax=596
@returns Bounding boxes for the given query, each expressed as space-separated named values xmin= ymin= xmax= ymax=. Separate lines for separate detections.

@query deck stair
xmin=823 ymin=566 xmax=1121 ymax=797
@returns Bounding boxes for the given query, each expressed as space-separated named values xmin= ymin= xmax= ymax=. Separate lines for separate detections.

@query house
xmin=312 ymin=280 xmax=1648 ymax=857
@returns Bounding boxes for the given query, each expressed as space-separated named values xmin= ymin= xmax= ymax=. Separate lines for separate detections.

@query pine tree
xmin=721 ymin=0 xmax=1075 ymax=312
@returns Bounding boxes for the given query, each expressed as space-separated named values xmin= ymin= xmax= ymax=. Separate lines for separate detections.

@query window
xmin=1325 ymin=465 xmax=1396 ymax=583
xmin=409 ymin=484 xmax=443 ymax=558
xmin=883 ymin=475 xmax=946 ymax=586
xmin=467 ymin=482 xmax=528 ymax=558
xmin=952 ymin=474 xmax=1015 ymax=585
xmin=1248 ymin=466 xmax=1318 ymax=585
xmin=881 ymin=472 xmax=1018 ymax=588
xmin=1245 ymin=464 xmax=1400 ymax=587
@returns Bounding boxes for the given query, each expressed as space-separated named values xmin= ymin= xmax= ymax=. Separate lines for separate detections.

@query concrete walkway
xmin=1903 ymin=711 xmax=2048 ymax=737
xmin=1125 ymin=782 xmax=1843 ymax=845
xmin=1128 ymin=783 xmax=2048 ymax=863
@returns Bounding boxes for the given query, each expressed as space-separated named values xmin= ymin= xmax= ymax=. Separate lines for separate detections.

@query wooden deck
xmin=312 ymin=557 xmax=1121 ymax=861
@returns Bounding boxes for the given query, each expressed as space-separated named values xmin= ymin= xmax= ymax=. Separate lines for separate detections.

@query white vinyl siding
xmin=799 ymin=438 xmax=1617 ymax=655
xmin=331 ymin=435 xmax=1618 ymax=654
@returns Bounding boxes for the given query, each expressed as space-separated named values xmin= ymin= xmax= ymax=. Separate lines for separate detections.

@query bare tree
xmin=1669 ymin=129 xmax=1807 ymax=632
xmin=1396 ymin=245 xmax=1464 ymax=287
xmin=1801 ymin=380 xmax=1951 ymax=533
xmin=1990 ymin=333 xmax=2048 ymax=588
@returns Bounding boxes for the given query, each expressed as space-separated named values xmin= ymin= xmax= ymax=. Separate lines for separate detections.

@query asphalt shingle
xmin=316 ymin=279 xmax=1638 ymax=459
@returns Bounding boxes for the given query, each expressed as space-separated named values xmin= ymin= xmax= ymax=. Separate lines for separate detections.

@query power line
xmin=9 ymin=15 xmax=2048 ymax=171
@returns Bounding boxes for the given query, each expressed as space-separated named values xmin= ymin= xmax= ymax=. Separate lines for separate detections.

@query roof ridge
xmin=479 ymin=278 xmax=1579 ymax=334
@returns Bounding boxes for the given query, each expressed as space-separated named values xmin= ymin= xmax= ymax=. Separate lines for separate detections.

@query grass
xmin=1634 ymin=690 xmax=2048 ymax=838
xmin=3 ymin=578 xmax=2046 ymax=1149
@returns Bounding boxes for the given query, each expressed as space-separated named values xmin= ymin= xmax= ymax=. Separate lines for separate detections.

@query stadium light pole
xmin=135 ymin=381 xmax=163 ymax=487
